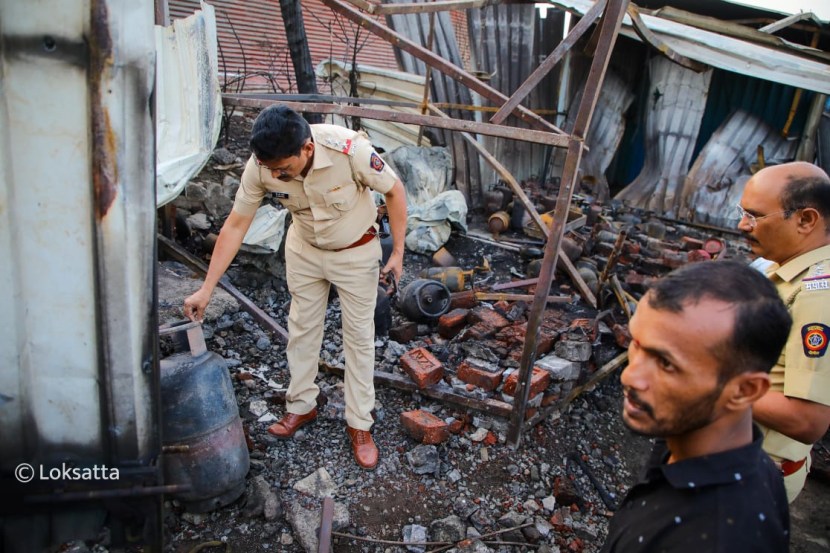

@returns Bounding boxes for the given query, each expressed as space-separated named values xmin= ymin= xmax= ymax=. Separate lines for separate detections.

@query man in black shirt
xmin=602 ymin=261 xmax=791 ymax=553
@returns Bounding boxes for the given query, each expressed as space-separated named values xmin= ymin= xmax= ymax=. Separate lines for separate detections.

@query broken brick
xmin=450 ymin=290 xmax=478 ymax=309
xmin=400 ymin=347 xmax=444 ymax=389
xmin=467 ymin=306 xmax=511 ymax=330
xmin=399 ymin=410 xmax=449 ymax=444
xmin=502 ymin=367 xmax=551 ymax=398
xmin=438 ymin=308 xmax=469 ymax=339
xmin=389 ymin=322 xmax=418 ymax=343
xmin=568 ymin=318 xmax=598 ymax=342
xmin=457 ymin=359 xmax=504 ymax=391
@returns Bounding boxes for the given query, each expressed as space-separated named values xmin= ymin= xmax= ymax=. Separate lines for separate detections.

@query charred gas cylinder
xmin=159 ymin=320 xmax=249 ymax=513
xmin=375 ymin=275 xmax=396 ymax=336
xmin=419 ymin=267 xmax=473 ymax=293
xmin=399 ymin=279 xmax=451 ymax=322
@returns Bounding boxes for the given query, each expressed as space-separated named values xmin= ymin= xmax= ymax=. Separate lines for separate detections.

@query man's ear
xmin=796 ymin=207 xmax=820 ymax=233
xmin=723 ymin=372 xmax=770 ymax=411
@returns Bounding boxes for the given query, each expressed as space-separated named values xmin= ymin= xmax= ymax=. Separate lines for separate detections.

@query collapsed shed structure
xmin=164 ymin=0 xmax=830 ymax=447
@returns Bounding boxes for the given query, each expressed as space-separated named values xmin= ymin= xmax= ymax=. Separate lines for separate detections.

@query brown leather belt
xmin=779 ymin=457 xmax=807 ymax=477
xmin=332 ymin=227 xmax=377 ymax=252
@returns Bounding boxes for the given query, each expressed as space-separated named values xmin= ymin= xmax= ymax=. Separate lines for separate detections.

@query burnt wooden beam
xmin=508 ymin=0 xmax=629 ymax=448
xmin=321 ymin=363 xmax=514 ymax=418
xmin=157 ymin=235 xmax=290 ymax=343
xmin=223 ymin=95 xmax=569 ymax=148
xmin=321 ymin=0 xmax=566 ymax=135
xmin=490 ymin=0 xmax=606 ymax=125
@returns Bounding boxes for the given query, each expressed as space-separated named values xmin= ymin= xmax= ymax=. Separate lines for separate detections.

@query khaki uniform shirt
xmin=233 ymin=124 xmax=399 ymax=250
xmin=763 ymin=244 xmax=830 ymax=462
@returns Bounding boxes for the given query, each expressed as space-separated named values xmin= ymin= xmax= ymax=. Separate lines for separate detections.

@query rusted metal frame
xmin=321 ymin=364 xmax=514 ymax=417
xmin=223 ymin=95 xmax=569 ymax=147
xmin=475 ymin=292 xmax=573 ymax=303
xmin=321 ymin=0 xmax=566 ymax=135
xmin=157 ymin=235 xmax=290 ymax=343
xmin=490 ymin=0 xmax=606 ymax=125
xmin=417 ymin=10 xmax=437 ymax=146
xmin=627 ymin=5 xmax=707 ymax=72
xmin=346 ymin=0 xmax=526 ymax=15
xmin=523 ymin=351 xmax=628 ymax=430
xmin=508 ymin=0 xmax=629 ymax=448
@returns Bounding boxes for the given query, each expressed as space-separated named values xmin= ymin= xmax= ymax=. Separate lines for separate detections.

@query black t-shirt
xmin=601 ymin=426 xmax=789 ymax=553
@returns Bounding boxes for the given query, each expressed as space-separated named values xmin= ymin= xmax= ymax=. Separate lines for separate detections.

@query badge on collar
xmin=370 ymin=152 xmax=385 ymax=173
xmin=802 ymin=323 xmax=829 ymax=358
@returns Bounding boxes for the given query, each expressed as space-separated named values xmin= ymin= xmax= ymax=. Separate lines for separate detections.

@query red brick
xmin=448 ymin=419 xmax=465 ymax=434
xmin=450 ymin=290 xmax=478 ymax=309
xmin=399 ymin=410 xmax=449 ymax=444
xmin=502 ymin=367 xmax=551 ymax=398
xmin=457 ymin=359 xmax=504 ymax=391
xmin=569 ymin=318 xmax=598 ymax=342
xmin=438 ymin=308 xmax=469 ymax=339
xmin=483 ymin=431 xmax=497 ymax=446
xmin=389 ymin=322 xmax=418 ymax=343
xmin=458 ymin=323 xmax=495 ymax=342
xmin=467 ymin=306 xmax=511 ymax=330
xmin=400 ymin=347 xmax=444 ymax=389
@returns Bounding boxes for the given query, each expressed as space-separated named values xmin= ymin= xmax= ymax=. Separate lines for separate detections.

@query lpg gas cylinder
xmin=399 ymin=279 xmax=451 ymax=322
xmin=159 ymin=321 xmax=249 ymax=513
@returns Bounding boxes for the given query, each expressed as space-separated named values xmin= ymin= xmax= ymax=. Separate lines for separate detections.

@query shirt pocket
xmin=323 ymin=183 xmax=359 ymax=213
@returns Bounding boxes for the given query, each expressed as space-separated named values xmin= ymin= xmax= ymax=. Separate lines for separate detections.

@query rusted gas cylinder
xmin=487 ymin=211 xmax=510 ymax=238
xmin=399 ymin=279 xmax=451 ymax=322
xmin=160 ymin=321 xmax=249 ymax=513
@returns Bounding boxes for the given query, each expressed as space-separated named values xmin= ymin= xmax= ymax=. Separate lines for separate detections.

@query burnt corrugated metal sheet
xmin=169 ymin=0 xmax=398 ymax=93
xmin=467 ymin=4 xmax=563 ymax=195
xmin=386 ymin=2 xmax=481 ymax=203
xmin=679 ymin=109 xmax=798 ymax=226
xmin=615 ymin=55 xmax=712 ymax=215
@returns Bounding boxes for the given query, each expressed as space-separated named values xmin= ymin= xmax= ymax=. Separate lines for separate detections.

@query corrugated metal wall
xmin=468 ymin=4 xmax=564 ymax=196
xmin=169 ymin=0 xmax=399 ymax=93
xmin=386 ymin=2 xmax=482 ymax=204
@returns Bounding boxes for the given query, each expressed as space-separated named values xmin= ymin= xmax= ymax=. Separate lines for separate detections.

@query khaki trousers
xmin=283 ymin=225 xmax=380 ymax=430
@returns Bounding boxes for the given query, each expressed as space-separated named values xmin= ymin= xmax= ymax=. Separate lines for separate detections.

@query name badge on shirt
xmin=273 ymin=192 xmax=289 ymax=199
xmin=803 ymin=274 xmax=830 ymax=291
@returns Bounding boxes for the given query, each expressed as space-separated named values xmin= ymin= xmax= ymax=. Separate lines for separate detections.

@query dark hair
xmin=646 ymin=260 xmax=791 ymax=381
xmin=249 ymin=105 xmax=312 ymax=162
xmin=780 ymin=174 xmax=830 ymax=221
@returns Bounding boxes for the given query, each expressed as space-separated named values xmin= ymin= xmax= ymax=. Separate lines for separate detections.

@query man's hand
xmin=183 ymin=287 xmax=212 ymax=323
xmin=380 ymin=251 xmax=404 ymax=285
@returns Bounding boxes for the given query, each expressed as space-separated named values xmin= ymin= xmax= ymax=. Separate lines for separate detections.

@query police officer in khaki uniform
xmin=184 ymin=105 xmax=407 ymax=470
xmin=737 ymin=161 xmax=830 ymax=501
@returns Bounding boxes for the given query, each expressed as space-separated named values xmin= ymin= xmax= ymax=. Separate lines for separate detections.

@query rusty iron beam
xmin=627 ymin=5 xmax=708 ymax=72
xmin=321 ymin=363 xmax=513 ymax=417
xmin=490 ymin=0 xmax=606 ymax=125
xmin=350 ymin=0 xmax=527 ymax=15
xmin=417 ymin=11 xmax=437 ymax=146
xmin=321 ymin=0 xmax=566 ymax=135
xmin=508 ymin=0 xmax=629 ymax=448
xmin=157 ymin=235 xmax=290 ymax=343
xmin=223 ymin=95 xmax=569 ymax=148
xmin=318 ymin=497 xmax=334 ymax=553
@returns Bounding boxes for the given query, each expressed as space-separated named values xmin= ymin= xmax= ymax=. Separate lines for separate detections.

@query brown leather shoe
xmin=346 ymin=426 xmax=379 ymax=470
xmin=267 ymin=408 xmax=317 ymax=439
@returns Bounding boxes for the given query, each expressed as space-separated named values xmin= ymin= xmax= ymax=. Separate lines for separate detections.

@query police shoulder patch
xmin=370 ymin=152 xmax=385 ymax=172
xmin=801 ymin=323 xmax=829 ymax=358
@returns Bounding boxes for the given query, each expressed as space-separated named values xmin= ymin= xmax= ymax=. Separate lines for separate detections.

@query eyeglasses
xmin=255 ymin=156 xmax=292 ymax=178
xmin=734 ymin=205 xmax=793 ymax=229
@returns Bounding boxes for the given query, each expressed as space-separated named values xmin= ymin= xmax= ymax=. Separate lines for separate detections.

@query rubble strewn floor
xmin=156 ymin=110 xmax=830 ymax=553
